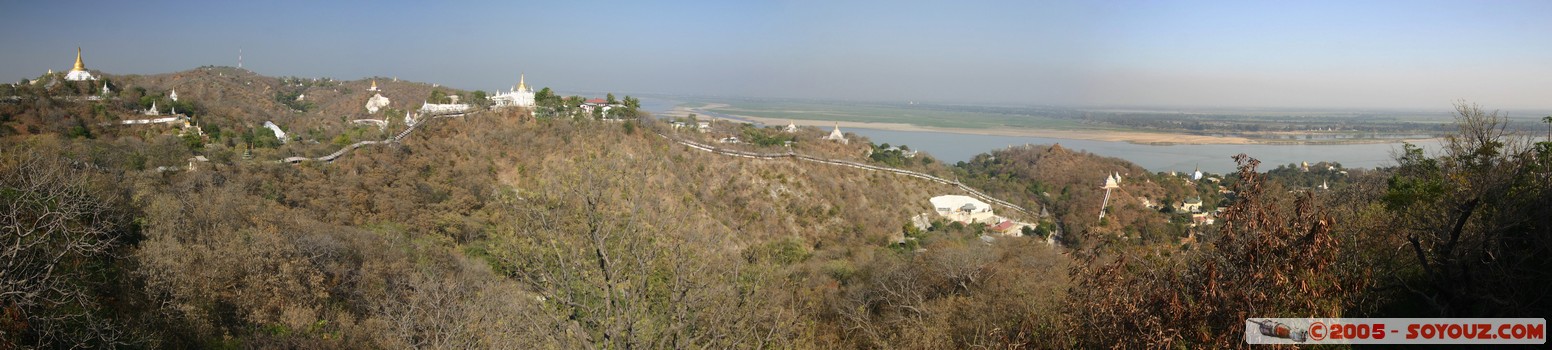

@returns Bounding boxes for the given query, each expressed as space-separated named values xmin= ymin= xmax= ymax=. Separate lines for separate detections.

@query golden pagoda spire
xmin=71 ymin=47 xmax=86 ymax=72
xmin=517 ymin=73 xmax=527 ymax=91
xmin=370 ymin=79 xmax=378 ymax=90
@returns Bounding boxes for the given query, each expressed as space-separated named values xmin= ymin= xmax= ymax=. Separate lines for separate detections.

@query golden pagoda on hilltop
xmin=65 ymin=47 xmax=96 ymax=81
xmin=368 ymin=79 xmax=380 ymax=92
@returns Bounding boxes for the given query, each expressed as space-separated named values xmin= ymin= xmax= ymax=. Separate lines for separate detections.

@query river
xmin=640 ymin=97 xmax=1443 ymax=174
xmin=844 ymin=128 xmax=1442 ymax=174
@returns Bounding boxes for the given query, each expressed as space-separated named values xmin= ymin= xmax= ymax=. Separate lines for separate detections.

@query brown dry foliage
xmin=1066 ymin=155 xmax=1364 ymax=348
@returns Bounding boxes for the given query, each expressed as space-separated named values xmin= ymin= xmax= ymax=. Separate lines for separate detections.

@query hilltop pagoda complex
xmin=65 ymin=47 xmax=96 ymax=81
xmin=491 ymin=74 xmax=535 ymax=109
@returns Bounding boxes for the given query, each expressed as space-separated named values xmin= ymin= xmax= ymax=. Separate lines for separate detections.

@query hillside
xmin=4 ymin=68 xmax=1550 ymax=348
xmin=2 ymin=68 xmax=1070 ymax=347
xmin=956 ymin=144 xmax=1231 ymax=246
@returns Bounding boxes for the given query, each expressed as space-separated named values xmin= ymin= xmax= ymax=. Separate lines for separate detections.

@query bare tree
xmin=487 ymin=145 xmax=801 ymax=349
xmin=1066 ymin=154 xmax=1358 ymax=348
xmin=1 ymin=145 xmax=137 ymax=347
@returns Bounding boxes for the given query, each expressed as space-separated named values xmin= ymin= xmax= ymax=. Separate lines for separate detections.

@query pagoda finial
xmin=72 ymin=47 xmax=86 ymax=72
xmin=517 ymin=73 xmax=527 ymax=91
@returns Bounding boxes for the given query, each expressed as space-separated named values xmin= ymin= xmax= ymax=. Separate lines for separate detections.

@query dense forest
xmin=3 ymin=70 xmax=1549 ymax=348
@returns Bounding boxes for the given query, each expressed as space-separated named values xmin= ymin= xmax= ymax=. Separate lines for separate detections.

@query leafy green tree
xmin=535 ymin=87 xmax=557 ymax=107
xmin=1379 ymin=102 xmax=1552 ymax=317
xmin=428 ymin=90 xmax=450 ymax=104
xmin=470 ymin=90 xmax=489 ymax=107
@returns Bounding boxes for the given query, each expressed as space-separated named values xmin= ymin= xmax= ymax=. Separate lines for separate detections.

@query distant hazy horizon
xmin=4 ymin=0 xmax=1550 ymax=110
xmin=629 ymin=94 xmax=1552 ymax=120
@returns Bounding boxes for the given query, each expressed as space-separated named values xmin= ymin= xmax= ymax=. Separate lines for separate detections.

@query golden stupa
xmin=71 ymin=47 xmax=86 ymax=71
xmin=65 ymin=47 xmax=96 ymax=81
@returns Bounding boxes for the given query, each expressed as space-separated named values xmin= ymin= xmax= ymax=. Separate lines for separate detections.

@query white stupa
xmin=825 ymin=123 xmax=848 ymax=144
xmin=169 ymin=89 xmax=179 ymax=102
xmin=64 ymin=47 xmax=96 ymax=81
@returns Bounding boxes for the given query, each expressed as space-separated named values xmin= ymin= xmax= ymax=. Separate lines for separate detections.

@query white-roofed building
xmin=420 ymin=102 xmax=471 ymax=115
xmin=930 ymin=195 xmax=997 ymax=224
xmin=262 ymin=121 xmax=288 ymax=144
xmin=365 ymin=93 xmax=391 ymax=113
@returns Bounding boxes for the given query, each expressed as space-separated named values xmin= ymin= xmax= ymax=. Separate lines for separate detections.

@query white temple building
xmin=420 ymin=102 xmax=471 ymax=115
xmin=262 ymin=121 xmax=288 ymax=144
xmin=65 ymin=48 xmax=96 ymax=81
xmin=144 ymin=102 xmax=161 ymax=116
xmin=365 ymin=93 xmax=391 ymax=113
xmin=824 ymin=123 xmax=848 ymax=144
xmin=930 ymin=195 xmax=997 ymax=224
xmin=169 ymin=89 xmax=178 ymax=101
xmin=490 ymin=74 xmax=536 ymax=109
xmin=785 ymin=121 xmax=798 ymax=133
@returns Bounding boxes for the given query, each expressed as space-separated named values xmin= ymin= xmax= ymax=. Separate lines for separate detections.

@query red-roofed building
xmin=990 ymin=220 xmax=1016 ymax=233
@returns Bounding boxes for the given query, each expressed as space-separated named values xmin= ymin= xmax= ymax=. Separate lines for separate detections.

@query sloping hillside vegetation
xmin=4 ymin=68 xmax=1549 ymax=348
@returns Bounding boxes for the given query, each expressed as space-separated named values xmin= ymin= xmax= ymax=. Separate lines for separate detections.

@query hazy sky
xmin=3 ymin=0 xmax=1549 ymax=109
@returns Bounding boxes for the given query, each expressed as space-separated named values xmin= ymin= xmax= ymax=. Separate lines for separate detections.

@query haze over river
xmin=846 ymin=127 xmax=1441 ymax=174
xmin=643 ymin=98 xmax=1443 ymax=174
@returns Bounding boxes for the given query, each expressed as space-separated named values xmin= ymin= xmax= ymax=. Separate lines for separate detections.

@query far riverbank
xmin=657 ymin=103 xmax=1439 ymax=146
